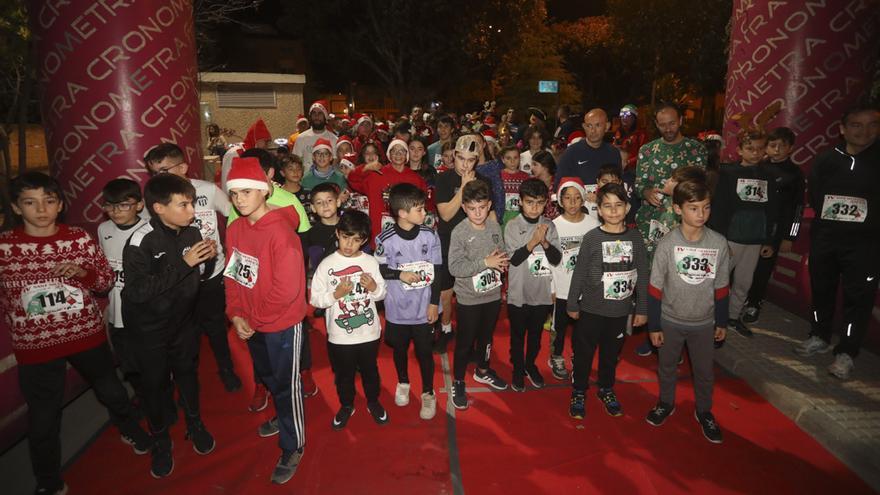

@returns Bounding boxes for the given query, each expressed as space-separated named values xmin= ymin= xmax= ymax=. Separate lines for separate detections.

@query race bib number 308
xmin=673 ymin=246 xmax=718 ymax=285
xmin=821 ymin=195 xmax=867 ymax=223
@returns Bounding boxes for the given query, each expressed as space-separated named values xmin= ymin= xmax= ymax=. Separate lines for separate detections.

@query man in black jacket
xmin=122 ymin=174 xmax=218 ymax=478
xmin=795 ymin=105 xmax=880 ymax=380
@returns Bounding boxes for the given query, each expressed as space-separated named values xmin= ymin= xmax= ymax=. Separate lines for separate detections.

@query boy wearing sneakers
xmin=98 ymin=179 xmax=149 ymax=405
xmin=549 ymin=177 xmax=600 ymax=380
xmin=311 ymin=211 xmax=388 ymax=429
xmin=375 ymin=184 xmax=443 ymax=420
xmin=505 ymin=178 xmax=562 ymax=391
xmin=224 ymin=157 xmax=308 ymax=484
xmin=1 ymin=173 xmax=150 ymax=495
xmin=448 ymin=180 xmax=510 ymax=409
xmin=566 ymin=183 xmax=648 ymax=419
xmin=123 ymin=174 xmax=218 ymax=477
xmin=646 ymin=179 xmax=729 ymax=444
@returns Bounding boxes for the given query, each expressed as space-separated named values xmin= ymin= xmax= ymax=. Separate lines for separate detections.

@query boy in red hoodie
xmin=224 ymin=157 xmax=308 ymax=485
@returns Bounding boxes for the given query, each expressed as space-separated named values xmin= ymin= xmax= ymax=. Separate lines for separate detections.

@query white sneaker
xmin=828 ymin=353 xmax=854 ymax=380
xmin=794 ymin=336 xmax=833 ymax=357
xmin=419 ymin=392 xmax=436 ymax=420
xmin=394 ymin=383 xmax=411 ymax=406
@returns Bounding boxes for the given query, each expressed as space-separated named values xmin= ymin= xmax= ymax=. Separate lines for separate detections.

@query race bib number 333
xmin=673 ymin=246 xmax=718 ymax=285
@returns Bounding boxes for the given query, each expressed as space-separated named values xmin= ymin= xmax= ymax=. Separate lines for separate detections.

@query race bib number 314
xmin=736 ymin=178 xmax=768 ymax=203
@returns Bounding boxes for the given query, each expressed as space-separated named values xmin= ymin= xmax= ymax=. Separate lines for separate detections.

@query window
xmin=216 ymin=84 xmax=276 ymax=108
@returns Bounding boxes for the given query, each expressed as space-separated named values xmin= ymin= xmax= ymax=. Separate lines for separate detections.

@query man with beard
xmin=292 ymin=100 xmax=339 ymax=168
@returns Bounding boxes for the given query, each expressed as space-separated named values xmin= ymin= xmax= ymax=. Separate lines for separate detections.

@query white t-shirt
xmin=98 ymin=217 xmax=148 ymax=328
xmin=292 ymin=129 xmax=339 ymax=168
xmin=551 ymin=214 xmax=600 ymax=300
xmin=191 ymin=178 xmax=230 ymax=279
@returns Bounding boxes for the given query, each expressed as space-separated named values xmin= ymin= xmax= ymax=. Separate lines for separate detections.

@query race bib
xmin=736 ymin=178 xmax=768 ymax=203
xmin=21 ymin=281 xmax=84 ymax=317
xmin=821 ymin=195 xmax=867 ymax=223
xmin=585 ymin=184 xmax=598 ymax=196
xmin=108 ymin=258 xmax=124 ymax=289
xmin=527 ymin=251 xmax=552 ymax=277
xmin=424 ymin=211 xmax=438 ymax=231
xmin=380 ymin=213 xmax=396 ymax=233
xmin=398 ymin=261 xmax=434 ymax=290
xmin=648 ymin=219 xmax=671 ymax=242
xmin=224 ymin=249 xmax=259 ymax=289
xmin=602 ymin=240 xmax=633 ymax=264
xmin=472 ymin=268 xmax=502 ymax=293
xmin=602 ymin=269 xmax=637 ymax=300
xmin=351 ymin=192 xmax=370 ymax=215
xmin=673 ymin=246 xmax=718 ymax=285
xmin=505 ymin=192 xmax=521 ymax=212
xmin=562 ymin=248 xmax=579 ymax=273
xmin=193 ymin=209 xmax=219 ymax=241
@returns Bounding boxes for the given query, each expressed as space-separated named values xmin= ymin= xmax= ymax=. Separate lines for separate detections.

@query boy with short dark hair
xmin=123 ymin=173 xmax=219 ymax=477
xmin=505 ymin=178 xmax=562 ymax=391
xmin=303 ymin=182 xmax=343 ymax=272
xmin=448 ymin=179 xmax=510 ymax=409
xmin=646 ymin=179 xmax=730 ymax=444
xmin=224 ymin=157 xmax=308 ymax=484
xmin=1 ymin=172 xmax=150 ymax=494
xmin=98 ymin=178 xmax=148 ymax=403
xmin=709 ymin=129 xmax=779 ymax=338
xmin=310 ymin=211 xmax=388 ymax=429
xmin=375 ymin=184 xmax=442 ymax=420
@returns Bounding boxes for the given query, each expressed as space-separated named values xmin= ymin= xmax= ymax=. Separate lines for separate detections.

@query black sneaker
xmin=331 ymin=406 xmax=355 ymax=430
xmin=185 ymin=418 xmax=216 ymax=455
xmin=33 ymin=481 xmax=67 ymax=495
xmin=728 ymin=318 xmax=754 ymax=338
xmin=451 ymin=380 xmax=468 ymax=410
xmin=597 ymin=388 xmax=623 ymax=417
xmin=635 ymin=340 xmax=655 ymax=357
xmin=271 ymin=449 xmax=303 ymax=484
xmin=219 ymin=368 xmax=242 ymax=392
xmin=119 ymin=419 xmax=153 ymax=455
xmin=695 ymin=410 xmax=723 ymax=444
xmin=511 ymin=372 xmax=526 ymax=392
xmin=473 ymin=368 xmax=508 ymax=390
xmin=569 ymin=391 xmax=586 ymax=420
xmin=525 ymin=367 xmax=545 ymax=389
xmin=150 ymin=438 xmax=174 ymax=479
xmin=367 ymin=402 xmax=389 ymax=425
xmin=646 ymin=402 xmax=675 ymax=426
xmin=741 ymin=304 xmax=760 ymax=324
xmin=258 ymin=417 xmax=280 ymax=437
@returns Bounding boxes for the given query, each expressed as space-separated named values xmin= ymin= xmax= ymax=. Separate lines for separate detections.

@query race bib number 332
xmin=821 ymin=195 xmax=866 ymax=223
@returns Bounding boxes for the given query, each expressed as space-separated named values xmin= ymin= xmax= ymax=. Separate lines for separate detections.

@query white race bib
xmin=21 ymin=281 xmax=84 ymax=317
xmin=648 ymin=219 xmax=671 ymax=242
xmin=562 ymin=248 xmax=579 ymax=273
xmin=527 ymin=251 xmax=552 ymax=277
xmin=472 ymin=268 xmax=502 ymax=293
xmin=108 ymin=258 xmax=124 ymax=289
xmin=736 ymin=178 xmax=768 ymax=203
xmin=505 ymin=192 xmax=521 ymax=212
xmin=193 ymin=209 xmax=219 ymax=241
xmin=602 ymin=240 xmax=633 ymax=264
xmin=398 ymin=261 xmax=434 ymax=290
xmin=673 ymin=246 xmax=718 ymax=285
xmin=334 ymin=273 xmax=369 ymax=302
xmin=424 ymin=211 xmax=439 ymax=231
xmin=820 ymin=195 xmax=867 ymax=223
xmin=351 ymin=192 xmax=370 ymax=215
xmin=224 ymin=249 xmax=259 ymax=289
xmin=602 ymin=269 xmax=637 ymax=300
xmin=380 ymin=213 xmax=396 ymax=233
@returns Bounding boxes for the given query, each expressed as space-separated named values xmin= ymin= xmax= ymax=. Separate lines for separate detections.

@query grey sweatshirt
xmin=566 ymin=227 xmax=649 ymax=317
xmin=448 ymin=218 xmax=506 ymax=305
xmin=505 ymin=214 xmax=561 ymax=307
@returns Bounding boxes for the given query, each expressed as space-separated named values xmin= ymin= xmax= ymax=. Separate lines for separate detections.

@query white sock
xmin=442 ymin=323 xmax=452 ymax=334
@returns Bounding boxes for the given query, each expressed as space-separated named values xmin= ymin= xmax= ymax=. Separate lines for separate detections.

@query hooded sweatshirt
xmin=347 ymin=164 xmax=429 ymax=244
xmin=225 ymin=206 xmax=307 ymax=332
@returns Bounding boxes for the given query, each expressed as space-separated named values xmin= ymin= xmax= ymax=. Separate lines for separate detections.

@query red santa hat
xmin=339 ymin=152 xmax=358 ymax=170
xmin=375 ymin=122 xmax=390 ymax=134
xmin=295 ymin=114 xmax=308 ymax=126
xmin=357 ymin=114 xmax=373 ymax=127
xmin=243 ymin=118 xmax=271 ymax=150
xmin=483 ymin=115 xmax=497 ymax=127
xmin=567 ymin=130 xmax=586 ymax=146
xmin=481 ymin=129 xmax=497 ymax=143
xmin=387 ymin=139 xmax=410 ymax=161
xmin=309 ymin=100 xmax=329 ymax=119
xmin=337 ymin=135 xmax=354 ymax=151
xmin=557 ymin=176 xmax=586 ymax=206
xmin=226 ymin=157 xmax=269 ymax=192
xmin=312 ymin=138 xmax=333 ymax=155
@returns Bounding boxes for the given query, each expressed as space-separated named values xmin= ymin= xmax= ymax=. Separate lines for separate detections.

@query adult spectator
xmin=554 ymin=108 xmax=622 ymax=189
xmin=292 ymin=100 xmax=339 ymax=168
xmin=553 ymin=105 xmax=579 ymax=143
xmin=613 ymin=104 xmax=649 ymax=170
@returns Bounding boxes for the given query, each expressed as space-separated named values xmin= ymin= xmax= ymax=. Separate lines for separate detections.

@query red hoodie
xmin=347 ymin=164 xmax=430 ymax=244
xmin=224 ymin=206 xmax=306 ymax=332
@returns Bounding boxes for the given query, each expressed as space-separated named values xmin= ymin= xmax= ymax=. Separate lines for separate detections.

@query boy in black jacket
xmin=122 ymin=174 xmax=218 ymax=478
xmin=708 ymin=128 xmax=778 ymax=338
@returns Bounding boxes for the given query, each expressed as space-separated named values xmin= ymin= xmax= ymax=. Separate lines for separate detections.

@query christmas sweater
xmin=346 ymin=164 xmax=429 ymax=244
xmin=0 ymin=225 xmax=113 ymax=364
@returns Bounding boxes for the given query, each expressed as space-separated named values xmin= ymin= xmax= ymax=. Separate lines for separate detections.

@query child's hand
xmin=644 ymin=187 xmax=664 ymax=207
xmin=427 ymin=304 xmax=439 ymax=324
xmin=484 ymin=249 xmax=509 ymax=271
xmin=567 ymin=311 xmax=580 ymax=320
xmin=460 ymin=169 xmax=476 ymax=188
xmin=52 ymin=263 xmax=87 ymax=279
xmin=528 ymin=224 xmax=548 ymax=251
xmin=364 ymin=161 xmax=383 ymax=173
xmin=231 ymin=316 xmax=255 ymax=340
xmin=714 ymin=326 xmax=726 ymax=342
xmin=400 ymin=271 xmax=421 ymax=285
xmin=649 ymin=331 xmax=664 ymax=347
xmin=333 ymin=277 xmax=354 ymax=299
xmin=661 ymin=179 xmax=678 ymax=196
xmin=360 ymin=273 xmax=377 ymax=292
xmin=183 ymin=240 xmax=217 ymax=267
xmin=633 ymin=314 xmax=648 ymax=327
xmin=779 ymin=239 xmax=793 ymax=253
xmin=760 ymin=245 xmax=775 ymax=258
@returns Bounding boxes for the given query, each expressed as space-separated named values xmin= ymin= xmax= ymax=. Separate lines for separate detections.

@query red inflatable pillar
xmin=30 ymin=0 xmax=203 ymax=226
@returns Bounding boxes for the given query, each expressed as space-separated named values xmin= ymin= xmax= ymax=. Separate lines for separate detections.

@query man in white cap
xmin=292 ymin=100 xmax=339 ymax=168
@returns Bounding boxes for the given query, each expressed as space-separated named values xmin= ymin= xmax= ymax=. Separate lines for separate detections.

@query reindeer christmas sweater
xmin=0 ymin=225 xmax=114 ymax=364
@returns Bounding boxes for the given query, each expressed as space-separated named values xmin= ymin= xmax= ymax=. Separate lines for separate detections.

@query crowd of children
xmin=2 ymin=101 xmax=877 ymax=494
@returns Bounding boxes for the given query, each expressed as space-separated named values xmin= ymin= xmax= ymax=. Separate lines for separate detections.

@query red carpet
xmin=63 ymin=311 xmax=873 ymax=494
